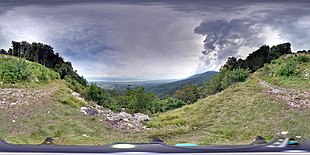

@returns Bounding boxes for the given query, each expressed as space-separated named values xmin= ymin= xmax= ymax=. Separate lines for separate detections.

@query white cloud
xmin=0 ymin=4 xmax=204 ymax=79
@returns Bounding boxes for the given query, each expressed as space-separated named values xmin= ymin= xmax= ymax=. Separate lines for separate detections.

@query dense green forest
xmin=1 ymin=41 xmax=307 ymax=115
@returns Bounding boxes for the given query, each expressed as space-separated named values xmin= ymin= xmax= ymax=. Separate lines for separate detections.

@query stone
xmin=133 ymin=113 xmax=150 ymax=121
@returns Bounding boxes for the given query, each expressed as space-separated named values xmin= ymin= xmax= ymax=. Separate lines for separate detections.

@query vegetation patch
xmin=54 ymin=86 xmax=86 ymax=108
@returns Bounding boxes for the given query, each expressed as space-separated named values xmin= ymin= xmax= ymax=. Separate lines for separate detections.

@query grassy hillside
xmin=0 ymin=54 xmax=59 ymax=87
xmin=1 ymin=54 xmax=310 ymax=146
xmin=146 ymin=54 xmax=310 ymax=145
xmin=257 ymin=54 xmax=310 ymax=89
xmin=147 ymin=71 xmax=218 ymax=97
xmin=0 ymin=55 xmax=149 ymax=144
xmin=0 ymin=81 xmax=150 ymax=145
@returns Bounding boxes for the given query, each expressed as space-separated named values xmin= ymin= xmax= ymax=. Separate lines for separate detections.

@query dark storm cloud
xmin=193 ymin=2 xmax=310 ymax=72
xmin=194 ymin=18 xmax=264 ymax=59
xmin=0 ymin=0 xmax=309 ymax=78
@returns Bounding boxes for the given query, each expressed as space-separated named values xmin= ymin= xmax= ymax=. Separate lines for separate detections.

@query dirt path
xmin=0 ymin=82 xmax=61 ymax=134
xmin=0 ymin=83 xmax=60 ymax=109
xmin=253 ymin=75 xmax=310 ymax=109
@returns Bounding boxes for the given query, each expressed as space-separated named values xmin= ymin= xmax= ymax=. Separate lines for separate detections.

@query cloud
xmin=0 ymin=4 xmax=204 ymax=79
xmin=0 ymin=1 xmax=309 ymax=79
xmin=193 ymin=2 xmax=310 ymax=72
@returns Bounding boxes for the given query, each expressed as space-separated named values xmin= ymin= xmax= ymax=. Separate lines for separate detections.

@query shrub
xmin=203 ymin=68 xmax=249 ymax=96
xmin=85 ymin=84 xmax=114 ymax=108
xmin=295 ymin=55 xmax=310 ymax=63
xmin=65 ymin=77 xmax=85 ymax=93
xmin=0 ymin=59 xmax=31 ymax=83
xmin=276 ymin=62 xmax=299 ymax=77
xmin=161 ymin=97 xmax=186 ymax=112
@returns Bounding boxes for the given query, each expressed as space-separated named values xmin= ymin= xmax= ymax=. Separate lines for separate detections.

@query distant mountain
xmin=146 ymin=71 xmax=218 ymax=97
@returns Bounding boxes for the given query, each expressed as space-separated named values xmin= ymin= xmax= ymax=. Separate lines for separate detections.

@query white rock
xmin=133 ymin=113 xmax=150 ymax=121
xmin=12 ymin=120 xmax=16 ymax=123
xmin=80 ymin=107 xmax=88 ymax=115
xmin=281 ymin=131 xmax=289 ymax=135
xmin=10 ymin=102 xmax=16 ymax=106
xmin=82 ymin=134 xmax=90 ymax=137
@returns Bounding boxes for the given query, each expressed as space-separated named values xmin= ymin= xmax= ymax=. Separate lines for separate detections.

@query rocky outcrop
xmin=80 ymin=106 xmax=150 ymax=130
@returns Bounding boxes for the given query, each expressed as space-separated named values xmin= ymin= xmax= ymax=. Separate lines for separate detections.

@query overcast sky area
xmin=0 ymin=0 xmax=309 ymax=80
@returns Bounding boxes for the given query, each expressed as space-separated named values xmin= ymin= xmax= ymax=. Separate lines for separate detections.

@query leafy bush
xmin=161 ymin=97 xmax=186 ymax=112
xmin=122 ymin=87 xmax=156 ymax=114
xmin=202 ymin=68 xmax=249 ymax=96
xmin=85 ymin=84 xmax=114 ymax=106
xmin=0 ymin=59 xmax=31 ymax=83
xmin=295 ymin=55 xmax=310 ymax=63
xmin=174 ymin=84 xmax=199 ymax=104
xmin=27 ymin=61 xmax=60 ymax=82
xmin=221 ymin=68 xmax=250 ymax=89
xmin=65 ymin=77 xmax=85 ymax=93
xmin=276 ymin=62 xmax=299 ymax=77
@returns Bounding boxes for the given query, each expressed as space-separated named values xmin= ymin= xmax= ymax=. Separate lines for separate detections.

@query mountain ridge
xmin=146 ymin=71 xmax=218 ymax=97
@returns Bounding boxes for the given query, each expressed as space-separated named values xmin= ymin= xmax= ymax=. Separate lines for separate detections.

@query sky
xmin=0 ymin=0 xmax=309 ymax=80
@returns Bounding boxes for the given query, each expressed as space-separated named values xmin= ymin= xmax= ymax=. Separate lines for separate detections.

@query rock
xmin=134 ymin=113 xmax=150 ymax=121
xmin=80 ymin=107 xmax=98 ymax=116
xmin=10 ymin=102 xmax=17 ymax=106
xmin=82 ymin=134 xmax=90 ymax=137
xmin=114 ymin=112 xmax=132 ymax=121
xmin=80 ymin=106 xmax=150 ymax=130
xmin=12 ymin=120 xmax=16 ymax=123
xmin=80 ymin=107 xmax=88 ymax=115
xmin=86 ymin=108 xmax=99 ymax=116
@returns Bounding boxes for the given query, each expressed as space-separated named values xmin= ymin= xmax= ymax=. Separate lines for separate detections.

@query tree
xmin=175 ymin=84 xmax=199 ymax=104
xmin=221 ymin=57 xmax=239 ymax=71
xmin=0 ymin=49 xmax=6 ymax=54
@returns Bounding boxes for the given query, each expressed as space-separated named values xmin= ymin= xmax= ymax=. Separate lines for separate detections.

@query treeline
xmin=196 ymin=43 xmax=292 ymax=96
xmin=85 ymin=85 xmax=186 ymax=114
xmin=221 ymin=43 xmax=292 ymax=72
xmin=0 ymin=41 xmax=87 ymax=87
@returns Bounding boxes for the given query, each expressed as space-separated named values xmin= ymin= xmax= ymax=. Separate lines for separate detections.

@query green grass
xmin=54 ymin=84 xmax=86 ymax=107
xmin=146 ymin=77 xmax=310 ymax=145
xmin=257 ymin=54 xmax=310 ymax=89
xmin=0 ymin=82 xmax=149 ymax=145
xmin=0 ymin=54 xmax=59 ymax=87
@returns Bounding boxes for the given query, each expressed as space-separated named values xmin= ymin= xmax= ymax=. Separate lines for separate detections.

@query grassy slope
xmin=147 ymin=54 xmax=310 ymax=145
xmin=0 ymin=81 xmax=148 ymax=145
xmin=257 ymin=54 xmax=310 ymax=90
xmin=1 ymin=54 xmax=310 ymax=145
xmin=0 ymin=55 xmax=149 ymax=145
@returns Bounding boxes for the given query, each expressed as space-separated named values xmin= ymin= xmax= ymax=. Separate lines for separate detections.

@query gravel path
xmin=255 ymin=75 xmax=310 ymax=109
